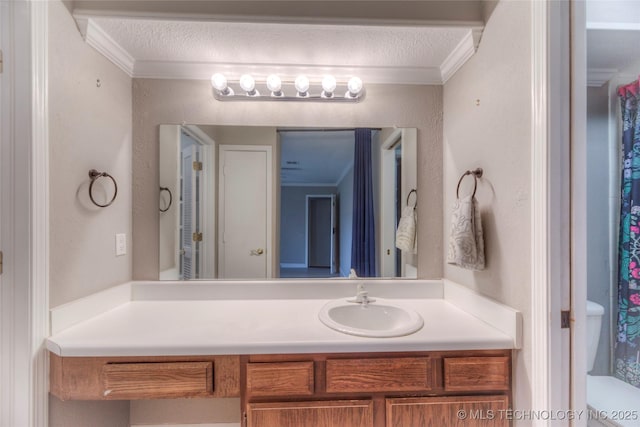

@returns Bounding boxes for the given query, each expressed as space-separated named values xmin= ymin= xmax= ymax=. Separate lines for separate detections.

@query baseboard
xmin=279 ymin=263 xmax=306 ymax=268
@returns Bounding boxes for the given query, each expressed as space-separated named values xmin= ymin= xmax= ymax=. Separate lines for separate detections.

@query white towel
xmin=447 ymin=195 xmax=485 ymax=270
xmin=396 ymin=207 xmax=417 ymax=254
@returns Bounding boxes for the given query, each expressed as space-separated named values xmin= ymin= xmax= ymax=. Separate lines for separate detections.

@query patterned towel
xmin=396 ymin=207 xmax=417 ymax=254
xmin=447 ymin=195 xmax=485 ymax=270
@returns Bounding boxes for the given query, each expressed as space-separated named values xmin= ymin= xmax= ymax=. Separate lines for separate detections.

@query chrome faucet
xmin=348 ymin=283 xmax=376 ymax=306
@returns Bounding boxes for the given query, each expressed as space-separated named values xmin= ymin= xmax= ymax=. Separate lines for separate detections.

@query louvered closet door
xmin=180 ymin=144 xmax=203 ymax=279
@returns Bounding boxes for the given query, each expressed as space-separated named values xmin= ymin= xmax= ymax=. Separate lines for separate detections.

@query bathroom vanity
xmin=47 ymin=279 xmax=520 ymax=427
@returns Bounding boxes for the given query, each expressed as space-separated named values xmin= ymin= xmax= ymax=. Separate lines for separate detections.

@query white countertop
xmin=46 ymin=279 xmax=521 ymax=357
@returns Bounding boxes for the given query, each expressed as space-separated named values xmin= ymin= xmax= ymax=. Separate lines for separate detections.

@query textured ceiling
xmin=587 ymin=0 xmax=640 ymax=25
xmin=74 ymin=11 xmax=482 ymax=84
xmin=280 ymin=130 xmax=355 ymax=185
xmin=587 ymin=29 xmax=640 ymax=72
xmin=94 ymin=18 xmax=468 ymax=68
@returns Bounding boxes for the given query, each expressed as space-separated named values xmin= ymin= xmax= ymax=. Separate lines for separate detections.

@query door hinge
xmin=192 ymin=232 xmax=203 ymax=242
xmin=0 ymin=50 xmax=3 ymax=74
xmin=0 ymin=251 xmax=3 ymax=274
xmin=193 ymin=161 xmax=203 ymax=171
xmin=561 ymin=310 xmax=571 ymax=329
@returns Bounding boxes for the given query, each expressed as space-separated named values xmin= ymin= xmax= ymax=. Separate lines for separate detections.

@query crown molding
xmin=587 ymin=68 xmax=618 ymax=87
xmin=73 ymin=14 xmax=483 ymax=86
xmin=587 ymin=68 xmax=640 ymax=88
xmin=133 ymin=60 xmax=444 ymax=85
xmin=440 ymin=28 xmax=483 ymax=84
xmin=71 ymin=7 xmax=486 ymax=28
xmin=74 ymin=16 xmax=135 ymax=76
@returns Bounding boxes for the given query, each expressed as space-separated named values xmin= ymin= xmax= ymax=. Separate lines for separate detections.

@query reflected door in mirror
xmin=219 ymin=145 xmax=273 ymax=278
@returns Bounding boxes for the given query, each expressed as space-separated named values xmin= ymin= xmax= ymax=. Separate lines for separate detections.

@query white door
xmin=219 ymin=145 xmax=272 ymax=278
xmin=380 ymin=132 xmax=400 ymax=277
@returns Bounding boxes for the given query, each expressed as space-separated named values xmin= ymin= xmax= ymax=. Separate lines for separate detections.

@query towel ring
xmin=159 ymin=186 xmax=173 ymax=213
xmin=406 ymin=189 xmax=417 ymax=209
xmin=88 ymin=169 xmax=118 ymax=208
xmin=456 ymin=168 xmax=483 ymax=199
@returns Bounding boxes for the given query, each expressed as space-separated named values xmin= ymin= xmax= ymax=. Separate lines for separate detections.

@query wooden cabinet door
xmin=386 ymin=395 xmax=509 ymax=427
xmin=247 ymin=400 xmax=373 ymax=427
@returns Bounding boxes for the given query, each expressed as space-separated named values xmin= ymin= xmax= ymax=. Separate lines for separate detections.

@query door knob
xmin=250 ymin=248 xmax=264 ymax=255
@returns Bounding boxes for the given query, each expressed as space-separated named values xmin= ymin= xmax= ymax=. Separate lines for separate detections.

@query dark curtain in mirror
xmin=351 ymin=128 xmax=376 ymax=277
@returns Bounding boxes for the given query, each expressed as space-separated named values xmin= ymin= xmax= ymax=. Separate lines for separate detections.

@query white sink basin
xmin=318 ymin=298 xmax=424 ymax=338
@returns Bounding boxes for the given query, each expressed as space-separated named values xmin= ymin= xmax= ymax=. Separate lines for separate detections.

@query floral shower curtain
xmin=616 ymin=80 xmax=640 ymax=388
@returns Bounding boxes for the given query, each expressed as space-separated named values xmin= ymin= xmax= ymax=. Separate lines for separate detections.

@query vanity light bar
xmin=210 ymin=73 xmax=365 ymax=102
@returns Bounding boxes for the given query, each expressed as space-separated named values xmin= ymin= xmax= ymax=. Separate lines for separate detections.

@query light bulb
xmin=211 ymin=73 xmax=228 ymax=91
xmin=266 ymin=74 xmax=283 ymax=96
xmin=294 ymin=75 xmax=310 ymax=97
xmin=346 ymin=76 xmax=363 ymax=98
xmin=239 ymin=74 xmax=258 ymax=96
xmin=321 ymin=75 xmax=337 ymax=98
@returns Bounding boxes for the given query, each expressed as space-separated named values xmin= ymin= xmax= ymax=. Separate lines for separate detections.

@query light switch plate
xmin=115 ymin=233 xmax=126 ymax=256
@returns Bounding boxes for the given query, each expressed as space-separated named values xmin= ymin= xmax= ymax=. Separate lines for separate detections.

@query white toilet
xmin=587 ymin=300 xmax=605 ymax=374
xmin=586 ymin=300 xmax=640 ymax=427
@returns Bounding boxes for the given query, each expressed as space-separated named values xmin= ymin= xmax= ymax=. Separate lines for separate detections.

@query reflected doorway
xmin=306 ymin=195 xmax=338 ymax=274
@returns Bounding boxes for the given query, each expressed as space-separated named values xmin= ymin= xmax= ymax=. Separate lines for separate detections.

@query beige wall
xmin=132 ymin=80 xmax=443 ymax=281
xmin=48 ymin=0 xmax=132 ymax=424
xmin=49 ymin=397 xmax=129 ymax=427
xmin=130 ymin=398 xmax=240 ymax=426
xmin=49 ymin=0 xmax=133 ymax=308
xmin=443 ymin=0 xmax=532 ymax=419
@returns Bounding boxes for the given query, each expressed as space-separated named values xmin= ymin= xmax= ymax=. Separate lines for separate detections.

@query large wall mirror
xmin=159 ymin=124 xmax=417 ymax=280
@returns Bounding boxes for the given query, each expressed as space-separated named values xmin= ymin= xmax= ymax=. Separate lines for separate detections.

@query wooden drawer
xmin=326 ymin=357 xmax=431 ymax=393
xmin=102 ymin=362 xmax=213 ymax=399
xmin=247 ymin=400 xmax=374 ymax=427
xmin=246 ymin=361 xmax=314 ymax=397
xmin=443 ymin=356 xmax=510 ymax=392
